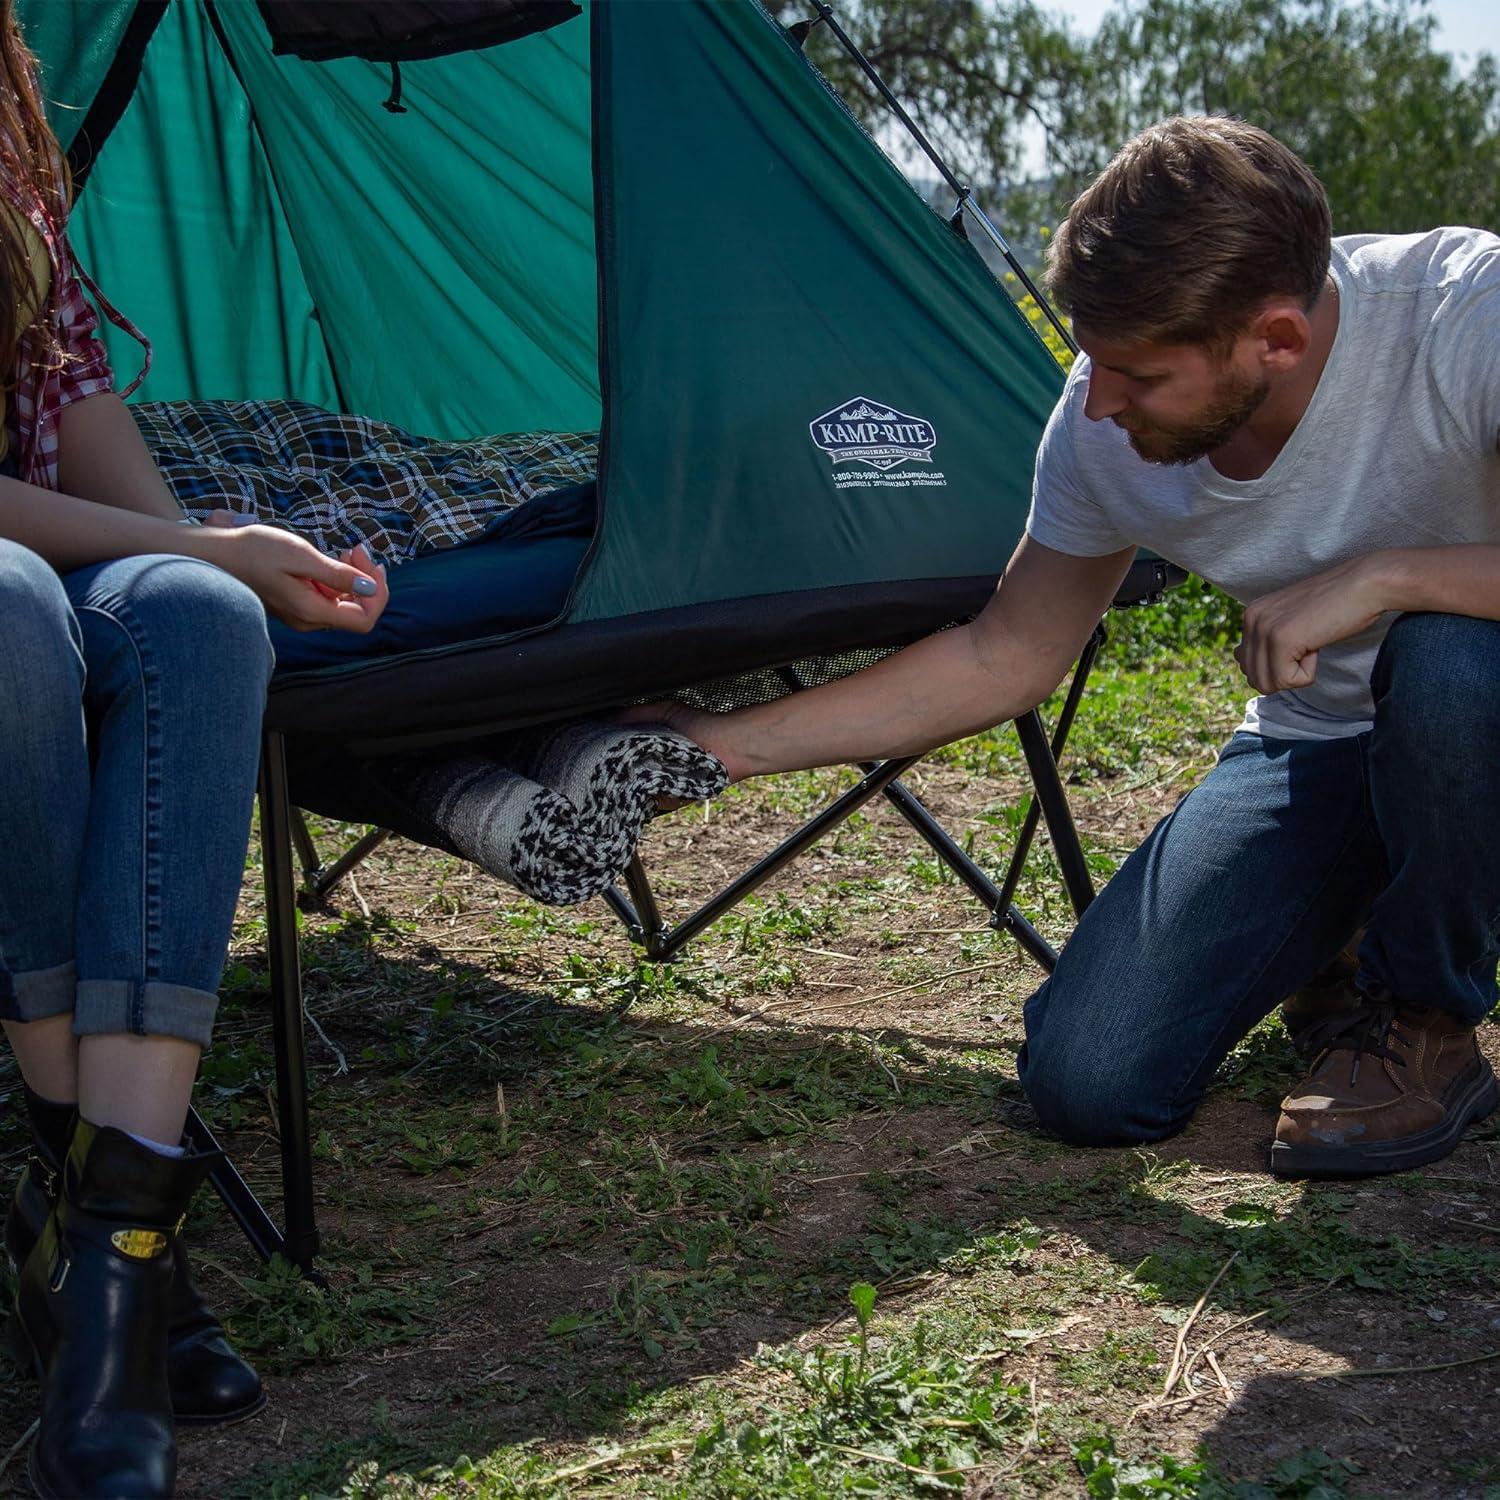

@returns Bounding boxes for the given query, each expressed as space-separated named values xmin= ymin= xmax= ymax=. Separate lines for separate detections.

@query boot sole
xmin=175 ymin=1388 xmax=269 ymax=1428
xmin=1269 ymin=1065 xmax=1500 ymax=1179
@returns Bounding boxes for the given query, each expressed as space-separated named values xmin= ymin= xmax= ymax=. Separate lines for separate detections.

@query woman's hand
xmin=189 ymin=514 xmax=389 ymax=632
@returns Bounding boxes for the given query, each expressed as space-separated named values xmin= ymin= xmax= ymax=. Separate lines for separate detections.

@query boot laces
xmin=1298 ymin=989 xmax=1408 ymax=1087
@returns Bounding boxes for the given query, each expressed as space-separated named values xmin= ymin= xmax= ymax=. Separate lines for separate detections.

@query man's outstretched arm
xmin=664 ymin=537 xmax=1136 ymax=781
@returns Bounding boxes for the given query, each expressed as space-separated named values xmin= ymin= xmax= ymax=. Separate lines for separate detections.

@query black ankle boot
xmin=12 ymin=1119 xmax=223 ymax=1500
xmin=5 ymin=1088 xmax=265 ymax=1427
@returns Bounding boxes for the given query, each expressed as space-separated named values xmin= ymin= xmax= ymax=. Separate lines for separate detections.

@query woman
xmin=0 ymin=7 xmax=388 ymax=1496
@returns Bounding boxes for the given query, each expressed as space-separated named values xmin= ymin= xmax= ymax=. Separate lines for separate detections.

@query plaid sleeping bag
xmin=132 ymin=399 xmax=598 ymax=564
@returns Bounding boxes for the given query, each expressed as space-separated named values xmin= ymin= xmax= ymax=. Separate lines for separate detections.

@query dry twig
xmin=1206 ymin=1349 xmax=1234 ymax=1401
xmin=1160 ymin=1252 xmax=1240 ymax=1398
xmin=805 ymin=961 xmax=1009 ymax=1013
xmin=1128 ymin=1251 xmax=1239 ymax=1424
xmin=346 ymin=868 xmax=372 ymax=919
xmin=1283 ymin=1349 xmax=1500 ymax=1380
xmin=1179 ymin=1276 xmax=1337 ymax=1390
xmin=305 ymin=1007 xmax=349 ymax=1074
xmin=545 ymin=1439 xmax=687 ymax=1483
xmin=0 ymin=1420 xmax=38 ymax=1486
xmin=825 ymin=1444 xmax=976 ymax=1479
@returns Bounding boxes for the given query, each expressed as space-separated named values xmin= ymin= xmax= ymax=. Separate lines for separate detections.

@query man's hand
xmin=190 ymin=516 xmax=389 ymax=632
xmin=616 ymin=540 xmax=1133 ymax=782
xmin=618 ymin=700 xmax=744 ymax=782
xmin=1236 ymin=556 xmax=1385 ymax=693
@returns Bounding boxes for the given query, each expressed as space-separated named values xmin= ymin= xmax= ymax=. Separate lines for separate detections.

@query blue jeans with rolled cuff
xmin=0 ymin=540 xmax=272 ymax=1049
xmin=1018 ymin=611 xmax=1500 ymax=1146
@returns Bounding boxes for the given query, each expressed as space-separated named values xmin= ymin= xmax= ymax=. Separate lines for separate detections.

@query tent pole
xmin=306 ymin=827 xmax=392 ymax=902
xmin=872 ymin=776 xmax=1058 ymax=970
xmin=621 ymin=858 xmax=670 ymax=957
xmin=192 ymin=1107 xmax=289 ymax=1267
xmin=644 ymin=755 xmax=918 ymax=958
xmin=810 ymin=1 xmax=1078 ymax=356
xmin=602 ymin=884 xmax=645 ymax=942
xmin=289 ymin=806 xmax=321 ymax=884
xmin=1013 ymin=711 xmax=1095 ymax=919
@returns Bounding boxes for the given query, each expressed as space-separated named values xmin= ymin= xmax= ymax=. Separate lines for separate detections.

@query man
xmin=659 ymin=115 xmax=1500 ymax=1177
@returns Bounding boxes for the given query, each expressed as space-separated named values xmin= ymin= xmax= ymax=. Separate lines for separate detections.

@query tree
xmin=772 ymin=0 xmax=1500 ymax=261
xmin=765 ymin=0 xmax=1083 ymax=198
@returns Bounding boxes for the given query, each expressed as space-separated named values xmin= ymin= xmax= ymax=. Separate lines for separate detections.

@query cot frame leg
xmin=228 ymin=626 xmax=1106 ymax=1272
xmin=606 ymin=622 xmax=1107 ymax=968
xmin=259 ymin=731 xmax=319 ymax=1270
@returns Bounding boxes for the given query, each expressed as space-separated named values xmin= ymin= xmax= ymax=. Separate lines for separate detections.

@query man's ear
xmin=1250 ymin=300 xmax=1313 ymax=372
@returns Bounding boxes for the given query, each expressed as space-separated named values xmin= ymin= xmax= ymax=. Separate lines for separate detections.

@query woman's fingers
xmin=283 ymin=583 xmax=382 ymax=631
xmin=274 ymin=543 xmax=388 ymax=632
xmin=301 ymin=546 xmax=378 ymax=599
xmin=340 ymin=544 xmax=389 ymax=626
xmin=191 ymin=523 xmax=390 ymax=634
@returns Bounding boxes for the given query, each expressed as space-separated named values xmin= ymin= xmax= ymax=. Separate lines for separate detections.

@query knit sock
xmin=361 ymin=722 xmax=727 ymax=907
xmin=125 ymin=1130 xmax=185 ymax=1158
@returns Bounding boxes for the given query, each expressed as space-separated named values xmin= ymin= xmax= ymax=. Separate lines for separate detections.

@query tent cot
xmin=22 ymin=0 xmax=1172 ymax=1268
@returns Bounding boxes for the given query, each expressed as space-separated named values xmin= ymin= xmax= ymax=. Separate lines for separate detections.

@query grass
xmin=2 ymin=640 xmax=1497 ymax=1499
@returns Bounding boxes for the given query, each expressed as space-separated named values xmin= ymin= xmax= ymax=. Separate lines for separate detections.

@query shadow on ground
xmin=2 ymin=896 xmax=1496 ymax=1498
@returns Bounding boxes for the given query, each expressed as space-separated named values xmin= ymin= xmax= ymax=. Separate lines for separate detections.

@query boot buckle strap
xmin=26 ymin=1151 xmax=58 ymax=1201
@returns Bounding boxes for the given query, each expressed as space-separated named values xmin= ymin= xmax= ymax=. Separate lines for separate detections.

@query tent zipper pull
xmin=382 ymin=60 xmax=407 ymax=114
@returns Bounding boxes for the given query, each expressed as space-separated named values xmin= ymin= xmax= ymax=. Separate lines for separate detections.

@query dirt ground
xmin=1 ymin=726 xmax=1497 ymax=1498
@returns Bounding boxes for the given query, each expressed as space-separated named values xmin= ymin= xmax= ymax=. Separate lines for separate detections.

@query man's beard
xmin=1118 ymin=367 xmax=1271 ymax=465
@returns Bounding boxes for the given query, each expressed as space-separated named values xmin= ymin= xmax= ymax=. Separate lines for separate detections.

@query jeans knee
xmin=85 ymin=556 xmax=274 ymax=701
xmin=175 ymin=563 xmax=274 ymax=688
xmin=0 ymin=540 xmax=83 ymax=703
xmin=1019 ymin=1035 xmax=1176 ymax=1146
xmin=1014 ymin=1050 xmax=1164 ymax=1140
xmin=1373 ymin=613 xmax=1500 ymax=743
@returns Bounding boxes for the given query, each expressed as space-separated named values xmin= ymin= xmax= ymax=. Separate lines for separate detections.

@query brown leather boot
xmin=1271 ymin=991 xmax=1500 ymax=1178
xmin=1279 ymin=930 xmax=1363 ymax=1058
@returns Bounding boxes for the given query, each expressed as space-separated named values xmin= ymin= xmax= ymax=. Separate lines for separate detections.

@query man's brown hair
xmin=1045 ymin=116 xmax=1332 ymax=351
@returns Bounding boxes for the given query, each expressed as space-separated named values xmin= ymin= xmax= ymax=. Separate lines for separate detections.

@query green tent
xmin=22 ymin=0 xmax=1103 ymax=1266
xmin=25 ymin=0 xmax=1065 ymax=733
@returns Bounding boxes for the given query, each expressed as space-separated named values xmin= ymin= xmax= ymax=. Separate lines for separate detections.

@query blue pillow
xmin=269 ymin=483 xmax=594 ymax=674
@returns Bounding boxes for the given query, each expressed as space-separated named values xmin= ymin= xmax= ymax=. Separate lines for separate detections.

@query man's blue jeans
xmin=1018 ymin=611 xmax=1500 ymax=1145
xmin=0 ymin=541 xmax=273 ymax=1048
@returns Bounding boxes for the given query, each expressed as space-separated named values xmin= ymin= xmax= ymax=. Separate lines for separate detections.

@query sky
xmin=1053 ymin=0 xmax=1494 ymax=65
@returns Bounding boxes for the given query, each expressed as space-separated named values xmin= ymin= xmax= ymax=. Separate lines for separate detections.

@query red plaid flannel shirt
xmin=3 ymin=188 xmax=150 ymax=491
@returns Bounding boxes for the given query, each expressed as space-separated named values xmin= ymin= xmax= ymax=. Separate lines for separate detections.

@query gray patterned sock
xmin=363 ymin=724 xmax=726 ymax=905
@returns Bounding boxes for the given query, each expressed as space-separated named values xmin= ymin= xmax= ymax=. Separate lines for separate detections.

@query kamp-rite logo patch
xmin=810 ymin=398 xmax=937 ymax=471
xmin=809 ymin=397 xmax=947 ymax=491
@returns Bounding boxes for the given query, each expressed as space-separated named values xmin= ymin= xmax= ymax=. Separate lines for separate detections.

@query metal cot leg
xmin=259 ymin=730 xmax=320 ymax=1270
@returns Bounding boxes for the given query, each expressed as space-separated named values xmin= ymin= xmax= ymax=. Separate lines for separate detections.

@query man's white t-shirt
xmin=1026 ymin=228 xmax=1500 ymax=740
